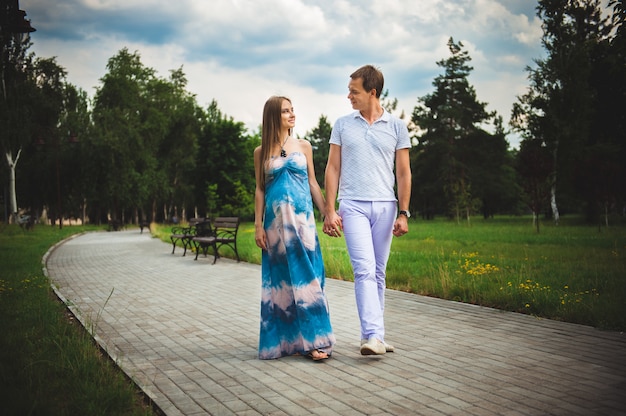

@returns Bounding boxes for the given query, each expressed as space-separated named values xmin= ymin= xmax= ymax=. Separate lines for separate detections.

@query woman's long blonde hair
xmin=257 ymin=96 xmax=292 ymax=190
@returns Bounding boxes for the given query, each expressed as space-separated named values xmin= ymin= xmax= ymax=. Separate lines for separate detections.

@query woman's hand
xmin=255 ymin=226 xmax=268 ymax=250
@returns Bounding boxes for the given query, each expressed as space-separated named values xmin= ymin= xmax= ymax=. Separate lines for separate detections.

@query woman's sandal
xmin=306 ymin=349 xmax=330 ymax=361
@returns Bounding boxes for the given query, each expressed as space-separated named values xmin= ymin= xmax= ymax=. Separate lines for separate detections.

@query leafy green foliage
xmin=89 ymin=49 xmax=202 ymax=224
xmin=512 ymin=0 xmax=624 ymax=224
xmin=411 ymin=38 xmax=515 ymax=221
xmin=303 ymin=115 xmax=332 ymax=187
xmin=194 ymin=100 xmax=256 ymax=220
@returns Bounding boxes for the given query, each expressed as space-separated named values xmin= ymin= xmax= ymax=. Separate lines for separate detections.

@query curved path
xmin=44 ymin=230 xmax=626 ymax=415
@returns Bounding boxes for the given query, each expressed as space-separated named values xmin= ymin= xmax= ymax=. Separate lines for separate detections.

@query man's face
xmin=347 ymin=77 xmax=373 ymax=111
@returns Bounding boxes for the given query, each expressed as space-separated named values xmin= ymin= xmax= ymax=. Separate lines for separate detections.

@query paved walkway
xmin=44 ymin=230 xmax=626 ymax=416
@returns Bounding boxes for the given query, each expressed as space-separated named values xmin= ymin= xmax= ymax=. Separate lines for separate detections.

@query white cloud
xmin=25 ymin=0 xmax=547 ymax=148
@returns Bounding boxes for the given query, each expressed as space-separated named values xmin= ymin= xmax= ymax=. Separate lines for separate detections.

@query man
xmin=324 ymin=64 xmax=412 ymax=356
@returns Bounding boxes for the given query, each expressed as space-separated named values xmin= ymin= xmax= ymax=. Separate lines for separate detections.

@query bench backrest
xmin=213 ymin=217 xmax=239 ymax=229
xmin=213 ymin=217 xmax=239 ymax=241
xmin=194 ymin=220 xmax=215 ymax=238
xmin=189 ymin=218 xmax=206 ymax=227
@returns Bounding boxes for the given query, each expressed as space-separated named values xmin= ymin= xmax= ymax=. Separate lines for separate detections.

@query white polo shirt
xmin=329 ymin=110 xmax=411 ymax=202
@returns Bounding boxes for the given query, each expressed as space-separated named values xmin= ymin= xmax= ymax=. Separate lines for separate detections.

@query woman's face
xmin=280 ymin=99 xmax=296 ymax=131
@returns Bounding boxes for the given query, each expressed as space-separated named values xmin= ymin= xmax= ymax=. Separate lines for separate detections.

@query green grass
xmin=0 ymin=224 xmax=156 ymax=416
xmin=156 ymin=215 xmax=626 ymax=331
xmin=379 ymin=216 xmax=626 ymax=330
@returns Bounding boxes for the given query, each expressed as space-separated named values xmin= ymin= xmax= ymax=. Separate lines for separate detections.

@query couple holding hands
xmin=254 ymin=65 xmax=412 ymax=361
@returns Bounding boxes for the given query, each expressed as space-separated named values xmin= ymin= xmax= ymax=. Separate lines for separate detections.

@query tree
xmin=19 ymin=79 xmax=89 ymax=227
xmin=91 ymin=49 xmax=201 ymax=224
xmin=59 ymin=84 xmax=91 ymax=224
xmin=411 ymin=37 xmax=502 ymax=221
xmin=304 ymin=115 xmax=332 ymax=187
xmin=579 ymin=0 xmax=626 ymax=225
xmin=0 ymin=13 xmax=34 ymax=223
xmin=516 ymin=138 xmax=552 ymax=232
xmin=30 ymin=58 xmax=71 ymax=227
xmin=511 ymin=0 xmax=614 ymax=224
xmin=155 ymin=67 xmax=200 ymax=223
xmin=91 ymin=49 xmax=155 ymax=223
xmin=461 ymin=117 xmax=521 ymax=218
xmin=195 ymin=100 xmax=256 ymax=219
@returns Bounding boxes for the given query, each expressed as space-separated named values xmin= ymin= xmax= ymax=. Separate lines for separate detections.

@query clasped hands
xmin=323 ymin=213 xmax=343 ymax=238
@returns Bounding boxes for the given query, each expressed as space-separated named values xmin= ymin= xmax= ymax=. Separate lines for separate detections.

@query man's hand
xmin=393 ymin=215 xmax=409 ymax=237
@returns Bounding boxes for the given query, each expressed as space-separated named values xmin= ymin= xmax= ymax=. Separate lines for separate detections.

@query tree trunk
xmin=550 ymin=182 xmax=559 ymax=225
xmin=533 ymin=211 xmax=541 ymax=233
xmin=550 ymin=145 xmax=560 ymax=225
xmin=5 ymin=149 xmax=22 ymax=224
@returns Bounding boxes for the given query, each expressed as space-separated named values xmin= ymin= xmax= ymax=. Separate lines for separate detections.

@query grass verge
xmin=0 ymin=224 xmax=157 ymax=416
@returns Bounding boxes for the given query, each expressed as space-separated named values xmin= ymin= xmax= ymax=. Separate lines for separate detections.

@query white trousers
xmin=338 ymin=200 xmax=396 ymax=341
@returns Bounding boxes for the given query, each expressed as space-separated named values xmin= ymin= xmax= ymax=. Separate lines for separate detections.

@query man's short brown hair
xmin=351 ymin=65 xmax=384 ymax=98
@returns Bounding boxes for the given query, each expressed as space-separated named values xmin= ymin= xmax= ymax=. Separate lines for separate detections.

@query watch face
xmin=400 ymin=210 xmax=411 ymax=218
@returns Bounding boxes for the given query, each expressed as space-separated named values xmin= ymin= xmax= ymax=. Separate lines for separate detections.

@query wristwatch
xmin=399 ymin=210 xmax=411 ymax=218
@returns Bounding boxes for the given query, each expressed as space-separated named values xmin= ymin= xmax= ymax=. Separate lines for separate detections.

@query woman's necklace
xmin=280 ymin=136 xmax=289 ymax=157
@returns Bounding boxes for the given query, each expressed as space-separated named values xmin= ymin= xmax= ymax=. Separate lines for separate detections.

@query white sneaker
xmin=361 ymin=339 xmax=394 ymax=353
xmin=360 ymin=338 xmax=386 ymax=355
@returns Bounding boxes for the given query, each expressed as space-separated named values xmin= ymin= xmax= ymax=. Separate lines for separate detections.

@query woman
xmin=254 ymin=96 xmax=335 ymax=361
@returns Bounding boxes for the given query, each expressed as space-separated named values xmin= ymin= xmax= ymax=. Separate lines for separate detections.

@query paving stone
xmin=45 ymin=230 xmax=626 ymax=415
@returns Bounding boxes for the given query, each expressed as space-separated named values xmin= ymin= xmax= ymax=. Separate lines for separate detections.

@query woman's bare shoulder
xmin=296 ymin=138 xmax=312 ymax=150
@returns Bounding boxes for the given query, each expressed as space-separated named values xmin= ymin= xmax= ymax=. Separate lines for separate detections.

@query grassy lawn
xmin=156 ymin=215 xmax=626 ymax=331
xmin=0 ymin=224 xmax=156 ymax=416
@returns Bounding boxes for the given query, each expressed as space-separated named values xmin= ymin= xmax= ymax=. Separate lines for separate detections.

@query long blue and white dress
xmin=258 ymin=152 xmax=335 ymax=359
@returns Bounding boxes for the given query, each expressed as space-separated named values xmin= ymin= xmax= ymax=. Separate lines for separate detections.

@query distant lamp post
xmin=0 ymin=0 xmax=36 ymax=36
xmin=1 ymin=0 xmax=35 ymax=100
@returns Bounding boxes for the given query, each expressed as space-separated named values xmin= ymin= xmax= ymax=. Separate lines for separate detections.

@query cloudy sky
xmin=23 ymin=0 xmax=551 ymax=148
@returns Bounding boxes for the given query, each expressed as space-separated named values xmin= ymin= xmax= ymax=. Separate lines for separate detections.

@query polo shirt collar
xmin=353 ymin=108 xmax=389 ymax=123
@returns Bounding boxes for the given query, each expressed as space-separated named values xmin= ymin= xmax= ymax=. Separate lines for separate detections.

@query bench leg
xmin=193 ymin=240 xmax=202 ymax=260
xmin=193 ymin=242 xmax=217 ymax=262
xmin=215 ymin=243 xmax=239 ymax=263
xmin=182 ymin=239 xmax=191 ymax=256
xmin=232 ymin=246 xmax=240 ymax=262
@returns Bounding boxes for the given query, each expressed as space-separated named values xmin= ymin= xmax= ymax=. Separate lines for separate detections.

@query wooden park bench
xmin=192 ymin=217 xmax=240 ymax=264
xmin=170 ymin=218 xmax=205 ymax=256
